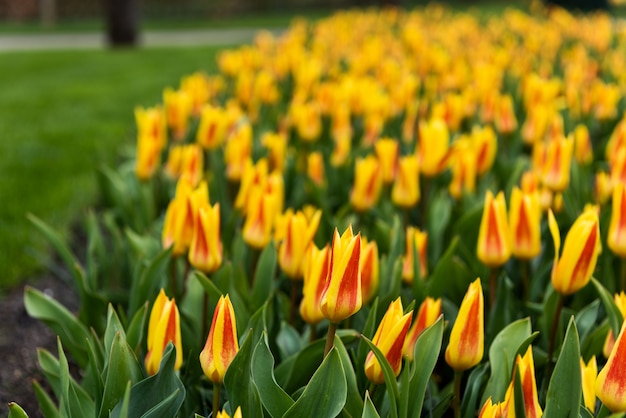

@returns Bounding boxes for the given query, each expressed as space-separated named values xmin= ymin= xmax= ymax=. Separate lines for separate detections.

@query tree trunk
xmin=106 ymin=0 xmax=140 ymax=47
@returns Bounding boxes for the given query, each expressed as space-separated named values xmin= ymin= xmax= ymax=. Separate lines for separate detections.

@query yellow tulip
xmin=509 ymin=187 xmax=541 ymax=260
xmin=402 ymin=226 xmax=428 ymax=284
xmin=374 ymin=138 xmax=399 ymax=184
xmin=392 ymin=154 xmax=420 ymax=208
xmin=189 ymin=203 xmax=222 ymax=274
xmin=403 ymin=297 xmax=442 ymax=360
xmin=300 ymin=244 xmax=331 ymax=325
xmin=351 ymin=155 xmax=383 ymax=212
xmin=608 ymin=183 xmax=626 ymax=257
xmin=359 ymin=238 xmax=379 ymax=304
xmin=417 ymin=118 xmax=450 ymax=177
xmin=581 ymin=356 xmax=598 ymax=412
xmin=145 ymin=289 xmax=183 ymax=375
xmin=200 ymin=295 xmax=239 ymax=384
xmin=277 ymin=209 xmax=322 ymax=280
xmin=477 ymin=191 xmax=511 ymax=268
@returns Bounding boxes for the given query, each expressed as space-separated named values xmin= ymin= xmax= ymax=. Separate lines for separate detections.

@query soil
xmin=0 ymin=273 xmax=78 ymax=418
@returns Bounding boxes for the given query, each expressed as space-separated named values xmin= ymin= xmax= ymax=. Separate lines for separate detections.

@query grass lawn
xmin=0 ymin=46 xmax=221 ymax=290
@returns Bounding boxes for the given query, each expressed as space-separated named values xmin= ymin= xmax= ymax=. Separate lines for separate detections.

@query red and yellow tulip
xmin=277 ymin=208 xmax=322 ymax=279
xmin=477 ymin=191 xmax=511 ymax=268
xmin=403 ymin=297 xmax=442 ymax=360
xmin=509 ymin=187 xmax=541 ymax=260
xmin=596 ymin=322 xmax=626 ymax=412
xmin=300 ymin=244 xmax=331 ymax=325
xmin=199 ymin=295 xmax=239 ymax=384
xmin=145 ymin=289 xmax=183 ymax=375
xmin=189 ymin=203 xmax=223 ymax=274
xmin=608 ymin=183 xmax=626 ymax=257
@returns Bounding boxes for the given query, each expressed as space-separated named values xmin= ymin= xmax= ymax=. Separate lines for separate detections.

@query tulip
xmin=445 ymin=278 xmax=484 ymax=371
xmin=503 ymin=347 xmax=542 ymax=418
xmin=603 ymin=292 xmax=626 ymax=357
xmin=494 ymin=95 xmax=517 ymax=135
xmin=224 ymin=123 xmax=253 ymax=181
xmin=199 ymin=294 xmax=239 ymax=384
xmin=196 ymin=105 xmax=226 ymax=150
xmin=235 ymin=159 xmax=269 ymax=212
xmin=162 ymin=180 xmax=206 ymax=256
xmin=611 ymin=146 xmax=626 ymax=187
xmin=541 ymin=135 xmax=574 ymax=192
xmin=300 ymin=244 xmax=331 ymax=325
xmin=164 ymin=145 xmax=183 ymax=178
xmin=479 ymin=398 xmax=503 ymax=418
xmin=163 ymin=87 xmax=193 ymax=141
xmin=403 ymin=297 xmax=442 ymax=360
xmin=242 ymin=186 xmax=277 ymax=250
xmin=608 ymin=183 xmax=626 ymax=258
xmin=162 ymin=196 xmax=187 ymax=256
xmin=320 ymin=226 xmax=362 ymax=323
xmin=417 ymin=118 xmax=450 ymax=177
xmin=216 ymin=407 xmax=242 ymax=418
xmin=135 ymin=106 xmax=166 ymax=148
xmin=581 ymin=356 xmax=597 ymax=412
xmin=448 ymin=138 xmax=477 ymax=199
xmin=573 ymin=124 xmax=593 ymax=164
xmin=364 ymin=298 xmax=413 ymax=384
xmin=472 ymin=125 xmax=497 ymax=176
xmin=374 ymin=138 xmax=399 ymax=184
xmin=180 ymin=144 xmax=204 ymax=188
xmin=392 ymin=155 xmax=420 ymax=208
xmin=477 ymin=191 xmax=511 ymax=268
xmin=509 ymin=187 xmax=541 ymax=260
xmin=402 ymin=226 xmax=428 ymax=284
xmin=331 ymin=134 xmax=352 ymax=167
xmin=351 ymin=155 xmax=383 ymax=212
xmin=277 ymin=209 xmax=322 ymax=279
xmin=307 ymin=151 xmax=325 ymax=186
xmin=548 ymin=207 xmax=601 ymax=295
xmin=145 ymin=289 xmax=183 ymax=375
xmin=189 ymin=203 xmax=222 ymax=274
xmin=135 ymin=136 xmax=162 ymax=181
xmin=596 ymin=322 xmax=626 ymax=412
xmin=359 ymin=238 xmax=379 ymax=304
xmin=595 ymin=170 xmax=613 ymax=205
xmin=180 ymin=72 xmax=210 ymax=116
xmin=262 ymin=132 xmax=288 ymax=173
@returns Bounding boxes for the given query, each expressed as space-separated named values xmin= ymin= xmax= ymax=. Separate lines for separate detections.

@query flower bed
xmin=10 ymin=3 xmax=626 ymax=417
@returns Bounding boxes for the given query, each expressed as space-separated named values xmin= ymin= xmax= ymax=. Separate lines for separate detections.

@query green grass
xmin=0 ymin=46 xmax=222 ymax=289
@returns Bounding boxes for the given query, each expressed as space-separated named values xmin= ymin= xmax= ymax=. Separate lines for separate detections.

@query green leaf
xmin=104 ymin=305 xmax=127 ymax=357
xmin=37 ymin=348 xmax=62 ymax=400
xmin=282 ymin=348 xmax=347 ymax=418
xmin=427 ymin=190 xmax=452 ymax=260
xmin=223 ymin=330 xmax=264 ymax=417
xmin=251 ymin=241 xmax=277 ymax=311
xmin=362 ymin=391 xmax=381 ymax=418
xmin=24 ymin=287 xmax=90 ymax=368
xmin=544 ymin=317 xmax=581 ymax=418
xmin=128 ymin=245 xmax=171 ymax=317
xmin=460 ymin=363 xmax=489 ymax=418
xmin=592 ymin=278 xmax=624 ymax=337
xmin=334 ymin=335 xmax=364 ymax=418
xmin=361 ymin=336 xmax=399 ymax=418
xmin=406 ymin=315 xmax=444 ymax=418
xmin=110 ymin=344 xmax=185 ymax=418
xmin=427 ymin=237 xmax=474 ymax=304
xmin=126 ymin=302 xmax=149 ymax=355
xmin=57 ymin=339 xmax=96 ymax=418
xmin=33 ymin=380 xmax=60 ymax=418
xmin=99 ymin=332 xmax=144 ymax=418
xmin=512 ymin=363 xmax=528 ymax=418
xmin=356 ymin=299 xmax=380 ymax=387
xmin=7 ymin=403 xmax=29 ymax=418
xmin=252 ymin=333 xmax=295 ymax=417
xmin=481 ymin=318 xmax=534 ymax=405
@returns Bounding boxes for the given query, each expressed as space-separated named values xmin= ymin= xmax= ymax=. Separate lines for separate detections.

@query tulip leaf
xmin=592 ymin=278 xmax=624 ymax=337
xmin=481 ymin=317 xmax=534 ymax=405
xmin=110 ymin=344 xmax=185 ymax=418
xmin=281 ymin=348 xmax=347 ymax=418
xmin=251 ymin=333 xmax=295 ymax=418
xmin=223 ymin=330 xmax=264 ymax=417
xmin=126 ymin=302 xmax=149 ymax=355
xmin=406 ymin=315 xmax=444 ymax=418
xmin=361 ymin=335 xmax=400 ymax=418
xmin=513 ymin=363 xmax=528 ymax=418
xmin=195 ymin=270 xmax=224 ymax=300
xmin=104 ymin=305 xmax=127 ymax=358
xmin=251 ymin=241 xmax=277 ymax=311
xmin=427 ymin=190 xmax=452 ymax=261
xmin=128 ymin=245 xmax=171 ymax=317
xmin=460 ymin=363 xmax=489 ymax=418
xmin=356 ymin=299 xmax=379 ymax=389
xmin=544 ymin=317 xmax=581 ymax=418
xmin=33 ymin=380 xmax=60 ymax=418
xmin=24 ymin=287 xmax=91 ymax=368
xmin=57 ymin=339 xmax=96 ymax=418
xmin=37 ymin=348 xmax=63 ymax=400
xmin=579 ymin=406 xmax=594 ymax=418
xmin=7 ymin=403 xmax=29 ymax=418
xmin=334 ymin=335 xmax=364 ymax=418
xmin=99 ymin=332 xmax=143 ymax=418
xmin=362 ymin=391 xmax=381 ymax=418
xmin=427 ymin=237 xmax=474 ymax=305
xmin=274 ymin=339 xmax=323 ymax=394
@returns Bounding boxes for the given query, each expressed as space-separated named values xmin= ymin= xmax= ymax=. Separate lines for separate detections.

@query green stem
xmin=545 ymin=294 xmax=565 ymax=382
xmin=453 ymin=371 xmax=463 ymax=418
xmin=489 ymin=268 xmax=498 ymax=310
xmin=621 ymin=257 xmax=626 ymax=291
xmin=250 ymin=248 xmax=261 ymax=286
xmin=289 ymin=280 xmax=299 ymax=326
xmin=213 ymin=383 xmax=221 ymax=418
xmin=309 ymin=324 xmax=317 ymax=344
xmin=522 ymin=259 xmax=530 ymax=303
xmin=324 ymin=322 xmax=338 ymax=357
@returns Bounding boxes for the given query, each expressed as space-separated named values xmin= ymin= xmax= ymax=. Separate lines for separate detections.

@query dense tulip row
xmin=11 ymin=3 xmax=626 ymax=418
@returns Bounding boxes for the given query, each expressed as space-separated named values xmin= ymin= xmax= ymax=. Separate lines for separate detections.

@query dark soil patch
xmin=0 ymin=274 xmax=77 ymax=417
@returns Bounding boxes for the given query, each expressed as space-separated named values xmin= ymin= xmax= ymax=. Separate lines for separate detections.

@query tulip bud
xmin=224 ymin=123 xmax=253 ymax=181
xmin=548 ymin=208 xmax=601 ymax=295
xmin=216 ymin=406 xmax=242 ymax=418
xmin=163 ymin=87 xmax=192 ymax=141
xmin=242 ymin=186 xmax=277 ymax=250
xmin=307 ymin=152 xmax=325 ymax=186
xmin=364 ymin=298 xmax=413 ymax=384
xmin=509 ymin=187 xmax=541 ymax=260
xmin=611 ymin=146 xmax=626 ymax=187
xmin=494 ymin=95 xmax=517 ymax=135
xmin=402 ymin=226 xmax=428 ymax=284
xmin=135 ymin=106 xmax=166 ymax=148
xmin=374 ymin=138 xmax=399 ymax=184
xmin=189 ymin=203 xmax=222 ymax=274
xmin=581 ymin=356 xmax=597 ymax=412
xmin=145 ymin=289 xmax=183 ymax=375
xmin=391 ymin=154 xmax=420 ymax=208
xmin=503 ymin=347 xmax=542 ymax=418
xmin=477 ymin=190 xmax=511 ymax=268
xmin=573 ymin=124 xmax=593 ymax=164
xmin=278 ymin=209 xmax=322 ymax=280
xmin=164 ymin=145 xmax=183 ymax=178
xmin=596 ymin=322 xmax=626 ymax=412
xmin=445 ymin=278 xmax=484 ymax=371
xmin=448 ymin=137 xmax=477 ymax=199
xmin=196 ymin=105 xmax=226 ymax=150
xmin=541 ymin=135 xmax=574 ymax=192
xmin=262 ymin=132 xmax=288 ymax=173
xmin=320 ymin=226 xmax=363 ymax=323
xmin=200 ymin=295 xmax=239 ymax=384
xmin=300 ymin=244 xmax=331 ymax=325
xmin=608 ymin=183 xmax=626 ymax=258
xmin=180 ymin=144 xmax=204 ymax=188
xmin=403 ymin=297 xmax=442 ymax=360
xmin=595 ymin=170 xmax=613 ymax=205
xmin=603 ymin=292 xmax=626 ymax=357
xmin=351 ymin=155 xmax=383 ymax=212
xmin=417 ymin=118 xmax=450 ymax=177
xmin=135 ymin=136 xmax=162 ymax=181
xmin=359 ymin=238 xmax=379 ymax=304
xmin=471 ymin=125 xmax=497 ymax=176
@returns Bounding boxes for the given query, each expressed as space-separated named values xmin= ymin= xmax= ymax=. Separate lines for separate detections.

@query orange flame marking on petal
xmin=516 ymin=202 xmax=532 ymax=247
xmin=337 ymin=236 xmax=361 ymax=312
xmin=487 ymin=204 xmax=502 ymax=254
xmin=570 ymin=226 xmax=597 ymax=288
xmin=459 ymin=294 xmax=480 ymax=354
